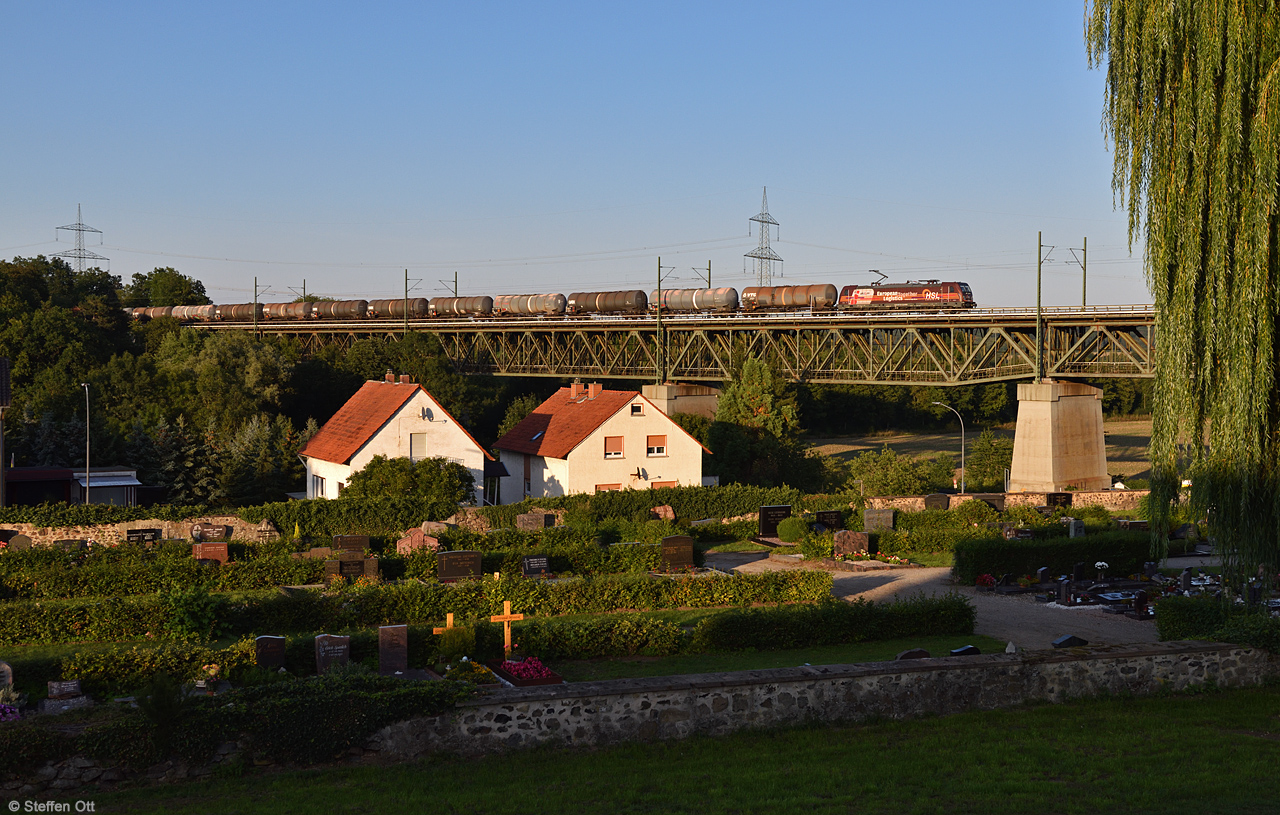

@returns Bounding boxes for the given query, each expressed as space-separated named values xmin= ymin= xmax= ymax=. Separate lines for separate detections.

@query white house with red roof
xmin=492 ymin=382 xmax=706 ymax=504
xmin=298 ymin=372 xmax=501 ymax=504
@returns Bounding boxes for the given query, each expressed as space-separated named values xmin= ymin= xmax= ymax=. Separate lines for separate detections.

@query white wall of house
xmin=305 ymin=457 xmax=352 ymax=499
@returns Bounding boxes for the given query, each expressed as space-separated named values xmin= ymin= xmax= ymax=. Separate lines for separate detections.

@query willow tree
xmin=1087 ymin=2 xmax=1280 ymax=587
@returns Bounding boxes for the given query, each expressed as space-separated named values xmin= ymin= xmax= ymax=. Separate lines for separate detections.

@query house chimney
xmin=588 ymin=382 xmax=602 ymax=399
xmin=385 ymin=370 xmax=394 ymax=383
xmin=570 ymin=382 xmax=585 ymax=399
xmin=399 ymin=375 xmax=410 ymax=384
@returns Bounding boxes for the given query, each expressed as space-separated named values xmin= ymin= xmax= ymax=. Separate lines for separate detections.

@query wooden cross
xmin=489 ymin=601 xmax=524 ymax=656
xmin=432 ymin=613 xmax=455 ymax=635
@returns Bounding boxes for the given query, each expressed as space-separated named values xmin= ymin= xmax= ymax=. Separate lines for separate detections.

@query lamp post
xmin=81 ymin=383 xmax=90 ymax=505
xmin=931 ymin=401 xmax=964 ymax=494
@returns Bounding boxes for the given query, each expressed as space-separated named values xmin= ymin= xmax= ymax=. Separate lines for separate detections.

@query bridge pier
xmin=641 ymin=383 xmax=720 ymax=418
xmin=1009 ymin=380 xmax=1110 ymax=492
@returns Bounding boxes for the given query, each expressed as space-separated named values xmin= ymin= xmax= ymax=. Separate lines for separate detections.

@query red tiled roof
xmin=493 ymin=388 xmax=642 ymax=459
xmin=298 ymin=380 xmax=493 ymax=465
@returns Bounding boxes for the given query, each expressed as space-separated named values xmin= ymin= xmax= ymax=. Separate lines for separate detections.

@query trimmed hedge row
xmin=478 ymin=484 xmax=810 ymax=528
xmin=0 ymin=502 xmax=211 ymax=527
xmin=1154 ymin=596 xmax=1280 ymax=654
xmin=238 ymin=497 xmax=444 ymax=538
xmin=951 ymin=531 xmax=1154 ymax=584
xmin=0 ymin=571 xmax=834 ymax=645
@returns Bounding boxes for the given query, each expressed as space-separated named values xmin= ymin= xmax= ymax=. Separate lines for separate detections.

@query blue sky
xmin=1 ymin=1 xmax=1145 ymax=306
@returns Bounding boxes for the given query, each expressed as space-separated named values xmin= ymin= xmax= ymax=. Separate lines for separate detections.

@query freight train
xmin=127 ymin=280 xmax=975 ymax=322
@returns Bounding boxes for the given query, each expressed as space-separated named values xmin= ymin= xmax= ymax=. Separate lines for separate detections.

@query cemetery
xmin=0 ymin=481 xmax=1271 ymax=798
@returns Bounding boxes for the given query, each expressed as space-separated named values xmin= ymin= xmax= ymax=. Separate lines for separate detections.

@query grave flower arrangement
xmin=0 ymin=704 xmax=19 ymax=723
xmin=499 ymin=657 xmax=556 ymax=681
xmin=975 ymin=574 xmax=996 ymax=589
xmin=445 ymin=659 xmax=498 ymax=685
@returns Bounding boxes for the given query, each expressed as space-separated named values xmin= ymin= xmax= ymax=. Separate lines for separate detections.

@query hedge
xmin=1153 ymin=596 xmax=1280 ymax=653
xmin=951 ymin=531 xmax=1154 ymax=584
xmin=238 ymin=497 xmax=444 ymax=538
xmin=0 ymin=502 xmax=211 ymax=527
xmin=0 ymin=571 xmax=834 ymax=645
xmin=512 ymin=614 xmax=685 ymax=660
xmin=689 ymin=594 xmax=975 ymax=651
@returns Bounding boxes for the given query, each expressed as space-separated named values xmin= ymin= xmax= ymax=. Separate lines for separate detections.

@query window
xmin=409 ymin=433 xmax=428 ymax=461
xmin=595 ymin=483 xmax=622 ymax=492
xmin=631 ymin=403 xmax=643 ymax=416
xmin=311 ymin=475 xmax=326 ymax=498
xmin=336 ymin=482 xmax=344 ymax=496
xmin=604 ymin=436 xmax=624 ymax=459
xmin=523 ymin=454 xmax=532 ymax=496
xmin=652 ymin=480 xmax=677 ymax=489
xmin=646 ymin=435 xmax=667 ymax=457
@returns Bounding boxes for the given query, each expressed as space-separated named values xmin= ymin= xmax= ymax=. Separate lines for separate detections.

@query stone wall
xmin=865 ymin=490 xmax=1149 ymax=513
xmin=369 ymin=642 xmax=1264 ymax=758
xmin=1 ymin=516 xmax=279 ymax=547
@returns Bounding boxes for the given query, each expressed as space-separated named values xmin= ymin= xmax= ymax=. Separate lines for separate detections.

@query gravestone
xmin=833 ymin=530 xmax=869 ymax=556
xmin=47 ymin=680 xmax=82 ymax=700
xmin=54 ymin=540 xmax=87 ymax=552
xmin=0 ymin=660 xmax=11 ymax=689
xmin=969 ymin=493 xmax=1006 ymax=512
xmin=1036 ymin=567 xmax=1051 ymax=585
xmin=396 ymin=529 xmax=440 ymax=556
xmin=1052 ymin=635 xmax=1089 ymax=649
xmin=0 ymin=529 xmax=17 ymax=543
xmin=6 ymin=534 xmax=31 ymax=551
xmin=291 ymin=546 xmax=333 ymax=561
xmin=1003 ymin=526 xmax=1034 ymax=541
xmin=650 ymin=505 xmax=676 ymax=521
xmin=40 ymin=680 xmax=91 ymax=715
xmin=1072 ymin=562 xmax=1088 ymax=583
xmin=314 ymin=634 xmax=350 ymax=674
xmin=516 ymin=512 xmax=555 ymax=531
xmin=126 ymin=528 xmax=162 ymax=544
xmin=896 ymin=648 xmax=931 ymax=660
xmin=255 ymin=520 xmax=280 ymax=542
xmin=437 ymin=550 xmax=483 ymax=582
xmin=1133 ymin=589 xmax=1150 ymax=617
xmin=1057 ymin=578 xmax=1072 ymax=605
xmin=1045 ymin=492 xmax=1072 ymax=509
xmin=1180 ymin=568 xmax=1193 ymax=593
xmin=997 ymin=573 xmax=1014 ymax=587
xmin=1144 ymin=561 xmax=1159 ymax=579
xmin=323 ymin=553 xmax=378 ymax=585
xmin=192 ymin=542 xmax=229 ymax=565
xmin=332 ymin=535 xmax=369 ymax=554
xmin=862 ymin=508 xmax=895 ymax=533
xmin=758 ymin=505 xmax=792 ymax=537
xmin=815 ymin=510 xmax=843 ymax=530
xmin=255 ymin=635 xmax=287 ymax=670
xmin=1118 ymin=519 xmax=1150 ymax=531
xmin=660 ymin=535 xmax=696 ymax=570
xmin=949 ymin=645 xmax=981 ymax=656
xmin=1063 ymin=517 xmax=1085 ymax=538
xmin=521 ymin=555 xmax=550 ymax=578
xmin=379 ymin=625 xmax=409 ymax=676
xmin=191 ymin=522 xmax=229 ymax=542
xmin=421 ymin=521 xmax=454 ymax=534
xmin=923 ymin=493 xmax=950 ymax=511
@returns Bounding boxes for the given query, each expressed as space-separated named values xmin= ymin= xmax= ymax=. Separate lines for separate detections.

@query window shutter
xmin=604 ymin=436 xmax=624 ymax=457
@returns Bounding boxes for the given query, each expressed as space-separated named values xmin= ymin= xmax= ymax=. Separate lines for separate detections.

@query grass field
xmin=93 ymin=683 xmax=1280 ymax=814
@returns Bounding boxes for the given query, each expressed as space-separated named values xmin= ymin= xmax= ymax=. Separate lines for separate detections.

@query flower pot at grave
xmin=486 ymin=659 xmax=565 ymax=687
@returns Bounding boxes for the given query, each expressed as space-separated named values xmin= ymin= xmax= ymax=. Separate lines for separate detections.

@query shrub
xmin=952 ymin=531 xmax=1152 ymax=584
xmin=776 ymin=517 xmax=809 ymax=543
xmin=1154 ymin=596 xmax=1230 ymax=642
xmin=514 ymin=614 xmax=684 ymax=660
xmin=799 ymin=532 xmax=834 ymax=560
xmin=0 ymin=721 xmax=73 ymax=775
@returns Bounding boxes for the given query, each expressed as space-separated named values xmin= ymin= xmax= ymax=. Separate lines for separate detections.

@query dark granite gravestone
xmin=1180 ymin=568 xmax=1193 ymax=593
xmin=323 ymin=553 xmax=378 ymax=585
xmin=1036 ymin=567 xmax=1051 ymax=585
xmin=1118 ymin=519 xmax=1150 ymax=531
xmin=192 ymin=542 xmax=229 ymax=565
xmin=923 ymin=493 xmax=950 ymax=511
xmin=896 ymin=648 xmax=931 ymax=660
xmin=969 ymin=493 xmax=1006 ymax=512
xmin=1073 ymin=562 xmax=1088 ymax=582
xmin=521 ymin=555 xmax=550 ymax=578
xmin=0 ymin=530 xmax=17 ymax=543
xmin=379 ymin=625 xmax=409 ymax=676
xmin=660 ymin=535 xmax=696 ymax=569
xmin=191 ymin=523 xmax=229 ymax=542
xmin=1133 ymin=590 xmax=1150 ymax=617
xmin=949 ymin=645 xmax=981 ymax=656
xmin=1144 ymin=561 xmax=1159 ymax=579
xmin=314 ymin=634 xmax=350 ymax=674
xmin=1249 ymin=582 xmax=1263 ymax=605
xmin=54 ymin=540 xmax=87 ymax=552
xmin=332 ymin=535 xmax=369 ymax=554
xmin=437 ymin=550 xmax=483 ymax=582
xmin=0 ymin=660 xmax=11 ymax=689
xmin=862 ymin=509 xmax=895 ymax=533
xmin=1003 ymin=527 xmax=1034 ymax=541
xmin=997 ymin=573 xmax=1014 ymax=587
xmin=1052 ymin=635 xmax=1089 ymax=649
xmin=758 ymin=505 xmax=792 ymax=537
xmin=815 ymin=510 xmax=843 ymax=530
xmin=833 ymin=530 xmax=870 ymax=556
xmin=255 ymin=635 xmax=287 ymax=670
xmin=1057 ymin=578 xmax=1072 ymax=605
xmin=48 ymin=679 xmax=82 ymax=699
xmin=516 ymin=512 xmax=555 ymax=531
xmin=1045 ymin=492 xmax=1072 ymax=509
xmin=126 ymin=528 xmax=162 ymax=544
xmin=6 ymin=534 xmax=31 ymax=551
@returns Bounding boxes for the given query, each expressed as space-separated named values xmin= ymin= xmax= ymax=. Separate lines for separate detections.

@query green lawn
xmin=94 ymin=683 xmax=1280 ymax=814
xmin=703 ymin=540 xmax=771 ymax=553
xmin=555 ymin=634 xmax=1007 ymax=681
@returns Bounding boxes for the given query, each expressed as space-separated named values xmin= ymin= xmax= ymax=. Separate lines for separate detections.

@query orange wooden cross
xmin=432 ymin=613 xmax=455 ymax=635
xmin=489 ymin=601 xmax=524 ymax=656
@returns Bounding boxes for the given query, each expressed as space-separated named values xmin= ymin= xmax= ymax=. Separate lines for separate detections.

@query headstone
xmin=997 ymin=573 xmax=1014 ymax=587
xmin=758 ymin=505 xmax=792 ymax=537
xmin=47 ymin=679 xmax=82 ymax=700
xmin=862 ymin=508 xmax=895 ymax=533
xmin=970 ymin=493 xmax=1006 ymax=512
xmin=1045 ymin=492 xmax=1072 ymax=509
xmin=0 ymin=660 xmax=11 ymax=688
xmin=521 ymin=555 xmax=550 ymax=578
xmin=1005 ymin=642 xmax=1018 ymax=654
xmin=833 ymin=530 xmax=870 ymax=556
xmin=332 ymin=535 xmax=369 ymax=554
xmin=437 ymin=550 xmax=483 ymax=582
xmin=192 ymin=542 xmax=229 ymax=565
xmin=1248 ymin=582 xmax=1262 ymax=606
xmin=949 ymin=645 xmax=981 ymax=656
xmin=421 ymin=521 xmax=454 ymax=534
xmin=660 ymin=535 xmax=696 ymax=569
xmin=0 ymin=529 xmax=17 ymax=543
xmin=256 ymin=519 xmax=281 ymax=542
xmin=516 ymin=512 xmax=555 ymax=531
xmin=53 ymin=539 xmax=87 ymax=552
xmin=191 ymin=522 xmax=229 ymax=542
xmin=396 ymin=529 xmax=440 ymax=556
xmin=895 ymin=648 xmax=931 ymax=660
xmin=125 ymin=528 xmax=162 ymax=544
xmin=1057 ymin=578 xmax=1072 ymax=605
xmin=1144 ymin=561 xmax=1159 ymax=579
xmin=815 ymin=510 xmax=843 ymax=530
xmin=314 ymin=634 xmax=350 ymax=674
xmin=1003 ymin=527 xmax=1034 ymax=541
xmin=1133 ymin=589 xmax=1150 ymax=616
xmin=1052 ymin=635 xmax=1089 ymax=649
xmin=1063 ymin=517 xmax=1085 ymax=537
xmin=6 ymin=534 xmax=31 ymax=551
xmin=650 ymin=505 xmax=676 ymax=521
xmin=378 ymin=625 xmax=409 ymax=676
xmin=1171 ymin=523 xmax=1195 ymax=540
xmin=1180 ymin=568 xmax=1193 ymax=593
xmin=291 ymin=546 xmax=333 ymax=561
xmin=1118 ymin=519 xmax=1150 ymax=531
xmin=255 ymin=635 xmax=287 ymax=670
xmin=1072 ymin=562 xmax=1088 ymax=582
xmin=923 ymin=493 xmax=950 ymax=511
xmin=1036 ymin=567 xmax=1051 ymax=585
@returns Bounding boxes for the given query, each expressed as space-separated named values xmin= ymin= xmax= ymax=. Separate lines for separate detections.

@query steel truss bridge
xmin=205 ymin=305 xmax=1155 ymax=386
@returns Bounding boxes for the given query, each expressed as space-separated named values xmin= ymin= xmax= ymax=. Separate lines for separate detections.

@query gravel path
xmin=704 ymin=551 xmax=1220 ymax=652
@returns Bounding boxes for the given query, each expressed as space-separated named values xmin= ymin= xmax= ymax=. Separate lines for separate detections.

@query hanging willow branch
xmin=1087 ymin=1 xmax=1280 ymax=589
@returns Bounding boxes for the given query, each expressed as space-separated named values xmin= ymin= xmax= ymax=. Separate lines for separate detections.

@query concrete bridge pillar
xmin=641 ymin=383 xmax=720 ymax=418
xmin=1009 ymin=380 xmax=1110 ymax=492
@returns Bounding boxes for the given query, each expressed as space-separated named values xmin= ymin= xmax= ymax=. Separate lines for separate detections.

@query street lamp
xmin=81 ymin=383 xmax=90 ymax=505
xmin=931 ymin=401 xmax=964 ymax=494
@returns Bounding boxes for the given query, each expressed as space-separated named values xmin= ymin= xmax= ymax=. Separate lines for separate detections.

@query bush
xmin=0 ymin=721 xmax=73 ymax=775
xmin=514 ymin=614 xmax=684 ymax=660
xmin=1154 ymin=596 xmax=1231 ymax=641
xmin=776 ymin=517 xmax=809 ymax=543
xmin=799 ymin=532 xmax=834 ymax=560
xmin=952 ymin=531 xmax=1152 ymax=584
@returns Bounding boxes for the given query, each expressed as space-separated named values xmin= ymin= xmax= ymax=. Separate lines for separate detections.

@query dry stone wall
xmin=866 ymin=490 xmax=1149 ymax=513
xmin=1 ymin=516 xmax=279 ymax=547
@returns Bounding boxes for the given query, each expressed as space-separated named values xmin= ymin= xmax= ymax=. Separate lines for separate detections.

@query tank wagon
xmin=566 ymin=290 xmax=648 ymax=314
xmin=493 ymin=293 xmax=567 ymax=316
xmin=741 ymin=284 xmax=839 ymax=310
xmin=367 ymin=298 xmax=429 ymax=319
xmin=649 ymin=287 xmax=740 ymax=312
xmin=429 ymin=296 xmax=494 ymax=317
